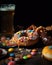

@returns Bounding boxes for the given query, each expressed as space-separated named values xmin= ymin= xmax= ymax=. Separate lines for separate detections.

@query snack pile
xmin=0 ymin=25 xmax=52 ymax=47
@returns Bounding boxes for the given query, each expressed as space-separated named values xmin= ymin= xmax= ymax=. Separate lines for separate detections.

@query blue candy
xmin=21 ymin=30 xmax=24 ymax=33
xmin=9 ymin=53 xmax=15 ymax=57
xmin=48 ymin=46 xmax=52 ymax=49
xmin=28 ymin=30 xmax=34 ymax=32
xmin=17 ymin=35 xmax=21 ymax=38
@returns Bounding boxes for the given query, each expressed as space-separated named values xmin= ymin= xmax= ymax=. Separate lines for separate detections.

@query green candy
xmin=23 ymin=56 xmax=28 ymax=60
xmin=2 ymin=43 xmax=6 ymax=46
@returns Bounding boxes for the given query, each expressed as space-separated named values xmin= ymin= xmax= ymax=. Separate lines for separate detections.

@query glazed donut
xmin=42 ymin=46 xmax=52 ymax=61
xmin=11 ymin=29 xmax=39 ymax=46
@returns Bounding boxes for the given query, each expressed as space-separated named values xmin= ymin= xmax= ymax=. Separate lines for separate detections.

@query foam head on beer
xmin=0 ymin=4 xmax=15 ymax=11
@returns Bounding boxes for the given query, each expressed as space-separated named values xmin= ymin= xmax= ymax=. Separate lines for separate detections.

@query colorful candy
xmin=23 ymin=56 xmax=28 ymax=60
xmin=49 ymin=46 xmax=52 ymax=49
xmin=17 ymin=31 xmax=21 ymax=34
xmin=28 ymin=30 xmax=34 ymax=33
xmin=14 ymin=57 xmax=20 ymax=61
xmin=9 ymin=53 xmax=15 ymax=57
xmin=32 ymin=49 xmax=37 ymax=52
xmin=2 ymin=42 xmax=6 ymax=46
xmin=17 ymin=35 xmax=21 ymax=38
xmin=27 ymin=54 xmax=32 ymax=58
xmin=8 ymin=61 xmax=15 ymax=65
xmin=31 ymin=51 xmax=36 ymax=55
xmin=8 ymin=48 xmax=14 ymax=53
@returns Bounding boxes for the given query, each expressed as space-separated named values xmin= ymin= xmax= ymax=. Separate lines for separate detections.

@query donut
xmin=11 ymin=29 xmax=39 ymax=46
xmin=35 ymin=26 xmax=52 ymax=45
xmin=46 ymin=25 xmax=52 ymax=31
xmin=27 ymin=24 xmax=37 ymax=31
xmin=42 ymin=46 xmax=52 ymax=61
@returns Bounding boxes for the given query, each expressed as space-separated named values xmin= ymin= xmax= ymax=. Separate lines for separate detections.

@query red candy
xmin=8 ymin=61 xmax=15 ymax=65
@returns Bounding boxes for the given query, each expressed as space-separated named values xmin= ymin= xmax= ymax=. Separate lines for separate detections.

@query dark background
xmin=0 ymin=0 xmax=52 ymax=32
xmin=0 ymin=1 xmax=52 ymax=65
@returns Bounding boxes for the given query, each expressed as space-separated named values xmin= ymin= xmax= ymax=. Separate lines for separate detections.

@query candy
xmin=17 ymin=35 xmax=21 ymax=38
xmin=19 ymin=48 xmax=22 ymax=51
xmin=24 ymin=30 xmax=26 ymax=32
xmin=23 ymin=56 xmax=28 ymax=59
xmin=8 ymin=48 xmax=14 ymax=53
xmin=28 ymin=30 xmax=34 ymax=33
xmin=9 ymin=53 xmax=15 ymax=57
xmin=15 ymin=58 xmax=20 ymax=61
xmin=27 ymin=54 xmax=32 ymax=58
xmin=20 ymin=39 xmax=24 ymax=42
xmin=31 ymin=52 xmax=36 ymax=55
xmin=2 ymin=42 xmax=6 ymax=46
xmin=26 ymin=49 xmax=31 ymax=52
xmin=21 ymin=30 xmax=25 ymax=34
xmin=32 ymin=49 xmax=37 ymax=52
xmin=17 ymin=31 xmax=21 ymax=35
xmin=49 ymin=46 xmax=52 ymax=49
xmin=2 ymin=49 xmax=7 ymax=54
xmin=8 ymin=61 xmax=15 ymax=65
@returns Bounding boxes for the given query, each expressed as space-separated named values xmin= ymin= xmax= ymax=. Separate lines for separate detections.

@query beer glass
xmin=0 ymin=4 xmax=15 ymax=35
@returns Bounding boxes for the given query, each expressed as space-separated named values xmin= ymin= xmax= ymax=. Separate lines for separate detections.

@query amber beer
xmin=0 ymin=4 xmax=15 ymax=35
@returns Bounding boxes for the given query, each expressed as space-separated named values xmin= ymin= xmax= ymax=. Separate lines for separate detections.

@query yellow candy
xmin=16 ymin=31 xmax=21 ymax=35
xmin=8 ymin=48 xmax=14 ymax=53
xmin=2 ymin=43 xmax=6 ymax=46
xmin=32 ymin=49 xmax=37 ymax=52
xmin=29 ymin=32 xmax=33 ymax=36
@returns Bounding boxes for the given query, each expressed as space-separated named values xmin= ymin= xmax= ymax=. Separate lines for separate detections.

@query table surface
xmin=0 ymin=37 xmax=52 ymax=65
xmin=0 ymin=47 xmax=52 ymax=65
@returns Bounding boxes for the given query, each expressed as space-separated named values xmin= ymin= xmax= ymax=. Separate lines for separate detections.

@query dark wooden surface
xmin=0 ymin=47 xmax=52 ymax=65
